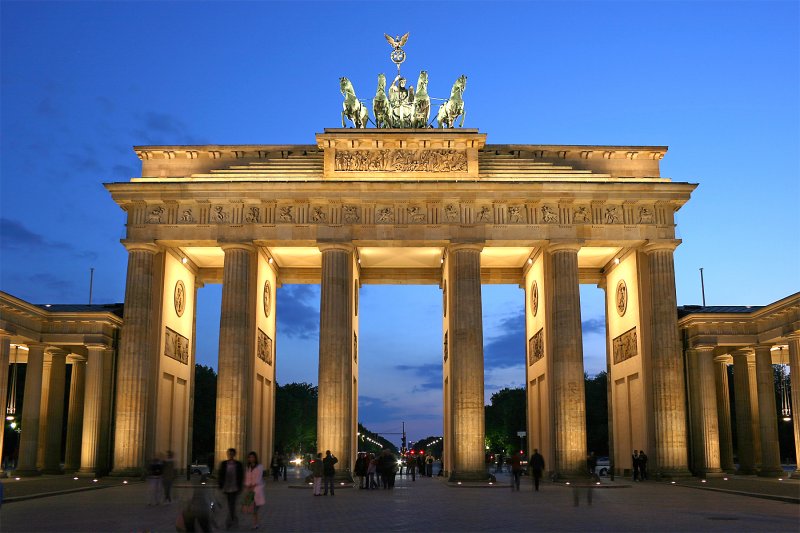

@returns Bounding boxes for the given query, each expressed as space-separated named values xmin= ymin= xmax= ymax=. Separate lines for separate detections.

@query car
xmin=190 ymin=463 xmax=211 ymax=477
xmin=594 ymin=457 xmax=610 ymax=477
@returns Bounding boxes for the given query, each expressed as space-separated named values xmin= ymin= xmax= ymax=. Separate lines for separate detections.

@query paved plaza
xmin=1 ymin=469 xmax=798 ymax=532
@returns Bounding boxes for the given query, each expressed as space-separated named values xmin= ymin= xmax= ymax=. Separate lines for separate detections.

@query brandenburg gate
xmin=104 ymin=126 xmax=697 ymax=480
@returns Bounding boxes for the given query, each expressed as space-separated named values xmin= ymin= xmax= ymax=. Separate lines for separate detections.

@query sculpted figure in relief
xmin=311 ymin=206 xmax=327 ymax=223
xmin=180 ymin=209 xmax=194 ymax=223
xmin=376 ymin=207 xmax=394 ymax=223
xmin=605 ymin=206 xmax=620 ymax=224
xmin=573 ymin=206 xmax=590 ymax=223
xmin=146 ymin=206 xmax=164 ymax=224
xmin=408 ymin=206 xmax=426 ymax=223
xmin=245 ymin=207 xmax=260 ymax=223
xmin=212 ymin=206 xmax=230 ymax=223
xmin=343 ymin=205 xmax=360 ymax=223
xmin=476 ymin=206 xmax=491 ymax=222
xmin=444 ymin=204 xmax=460 ymax=222
xmin=279 ymin=206 xmax=294 ymax=222
xmin=638 ymin=206 xmax=654 ymax=224
xmin=508 ymin=206 xmax=523 ymax=223
xmin=541 ymin=205 xmax=558 ymax=223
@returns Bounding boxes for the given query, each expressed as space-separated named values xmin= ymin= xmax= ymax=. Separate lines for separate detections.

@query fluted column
xmin=732 ymin=348 xmax=756 ymax=474
xmin=447 ymin=243 xmax=486 ymax=481
xmin=215 ymin=244 xmax=256 ymax=462
xmin=78 ymin=345 xmax=106 ymax=476
xmin=754 ymin=345 xmax=782 ymax=476
xmin=43 ymin=349 xmax=67 ymax=473
xmin=36 ymin=355 xmax=52 ymax=469
xmin=547 ymin=242 xmax=586 ymax=476
xmin=747 ymin=355 xmax=762 ymax=466
xmin=112 ymin=243 xmax=159 ymax=476
xmin=692 ymin=347 xmax=722 ymax=476
xmin=643 ymin=242 xmax=689 ymax=476
xmin=64 ymin=359 xmax=86 ymax=472
xmin=17 ymin=343 xmax=46 ymax=475
xmin=713 ymin=357 xmax=735 ymax=472
xmin=788 ymin=336 xmax=800 ymax=478
xmin=317 ymin=243 xmax=355 ymax=479
xmin=0 ymin=333 xmax=10 ymax=474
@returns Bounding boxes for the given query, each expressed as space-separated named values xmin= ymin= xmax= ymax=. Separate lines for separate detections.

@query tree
xmin=192 ymin=364 xmax=216 ymax=464
xmin=484 ymin=387 xmax=526 ymax=454
xmin=274 ymin=382 xmax=317 ymax=454
xmin=585 ymin=372 xmax=609 ymax=456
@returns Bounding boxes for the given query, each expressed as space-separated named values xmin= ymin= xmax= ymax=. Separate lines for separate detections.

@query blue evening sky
xmin=1 ymin=1 xmax=798 ymax=445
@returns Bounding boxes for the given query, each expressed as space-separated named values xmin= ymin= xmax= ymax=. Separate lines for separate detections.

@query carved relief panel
xmin=528 ymin=328 xmax=544 ymax=365
xmin=612 ymin=327 xmax=637 ymax=364
xmin=258 ymin=328 xmax=273 ymax=365
xmin=165 ymin=327 xmax=189 ymax=364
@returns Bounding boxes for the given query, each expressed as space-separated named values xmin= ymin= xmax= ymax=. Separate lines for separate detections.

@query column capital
xmin=642 ymin=239 xmax=682 ymax=253
xmin=546 ymin=240 xmax=583 ymax=253
xmin=447 ymin=242 xmax=484 ymax=253
xmin=731 ymin=347 xmax=754 ymax=358
xmin=220 ymin=242 xmax=256 ymax=253
xmin=25 ymin=342 xmax=47 ymax=351
xmin=45 ymin=347 xmax=67 ymax=357
xmin=84 ymin=342 xmax=109 ymax=351
xmin=317 ymin=242 xmax=354 ymax=253
xmin=691 ymin=344 xmax=716 ymax=353
xmin=122 ymin=241 xmax=160 ymax=254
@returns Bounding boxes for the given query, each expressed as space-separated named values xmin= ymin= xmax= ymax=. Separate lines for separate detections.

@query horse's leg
xmin=342 ymin=109 xmax=347 ymax=128
xmin=459 ymin=107 xmax=466 ymax=128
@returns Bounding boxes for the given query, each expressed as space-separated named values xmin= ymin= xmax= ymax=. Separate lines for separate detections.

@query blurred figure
xmin=367 ymin=453 xmax=377 ymax=489
xmin=510 ymin=451 xmax=524 ymax=491
xmin=180 ymin=486 xmax=211 ymax=532
xmin=632 ymin=450 xmax=640 ymax=481
xmin=163 ymin=450 xmax=176 ymax=503
xmin=587 ymin=451 xmax=598 ymax=481
xmin=529 ymin=448 xmax=545 ymax=492
xmin=311 ymin=453 xmax=323 ymax=496
xmin=270 ymin=452 xmax=280 ymax=481
xmin=639 ymin=450 xmax=648 ymax=481
xmin=217 ymin=448 xmax=244 ymax=529
xmin=354 ymin=452 xmax=367 ymax=489
xmin=244 ymin=451 xmax=265 ymax=530
xmin=425 ymin=454 xmax=434 ymax=477
xmin=147 ymin=454 xmax=164 ymax=506
xmin=322 ymin=450 xmax=338 ymax=495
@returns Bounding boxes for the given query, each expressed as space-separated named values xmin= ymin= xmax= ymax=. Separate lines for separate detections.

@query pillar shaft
xmin=17 ymin=343 xmax=46 ymax=475
xmin=64 ymin=360 xmax=86 ymax=471
xmin=714 ymin=359 xmax=735 ymax=471
xmin=644 ymin=244 xmax=689 ymax=475
xmin=0 ymin=334 xmax=10 ymax=473
xmin=317 ymin=244 xmax=355 ymax=478
xmin=546 ymin=243 xmax=586 ymax=476
xmin=447 ymin=244 xmax=486 ymax=480
xmin=112 ymin=244 xmax=158 ymax=475
xmin=747 ymin=356 xmax=762 ymax=465
xmin=694 ymin=348 xmax=722 ymax=475
xmin=789 ymin=337 xmax=800 ymax=478
xmin=43 ymin=350 xmax=67 ymax=473
xmin=79 ymin=346 xmax=105 ymax=476
xmin=754 ymin=345 xmax=782 ymax=475
xmin=36 ymin=356 xmax=52 ymax=469
xmin=215 ymin=244 xmax=256 ymax=462
xmin=732 ymin=349 xmax=756 ymax=474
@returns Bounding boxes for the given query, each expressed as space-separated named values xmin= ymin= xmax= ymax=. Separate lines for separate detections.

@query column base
xmin=735 ymin=466 xmax=757 ymax=475
xmin=448 ymin=470 xmax=493 ymax=482
xmin=41 ymin=468 xmax=64 ymax=475
xmin=76 ymin=469 xmax=99 ymax=478
xmin=757 ymin=467 xmax=785 ymax=478
xmin=13 ymin=469 xmax=42 ymax=477
xmin=702 ymin=469 xmax=726 ymax=478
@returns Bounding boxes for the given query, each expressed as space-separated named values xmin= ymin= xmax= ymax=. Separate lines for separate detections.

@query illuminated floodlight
xmin=73 ymin=476 xmax=79 ymax=480
xmin=92 ymin=479 xmax=98 ymax=483
xmin=723 ymin=477 xmax=728 ymax=481
xmin=671 ymin=481 xmax=676 ymax=484
xmin=701 ymin=480 xmax=706 ymax=483
xmin=15 ymin=477 xmax=20 ymax=480
xmin=181 ymin=257 xmax=188 ymax=264
xmin=123 ymin=480 xmax=129 ymax=484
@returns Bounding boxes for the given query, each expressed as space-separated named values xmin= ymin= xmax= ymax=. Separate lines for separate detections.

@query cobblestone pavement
xmin=1 ymin=470 xmax=798 ymax=532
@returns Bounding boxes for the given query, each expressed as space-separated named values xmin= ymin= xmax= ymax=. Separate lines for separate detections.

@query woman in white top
xmin=245 ymin=451 xmax=266 ymax=530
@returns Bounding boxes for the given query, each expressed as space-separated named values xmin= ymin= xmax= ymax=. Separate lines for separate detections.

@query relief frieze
xmin=612 ymin=327 xmax=637 ymax=364
xmin=257 ymin=328 xmax=273 ymax=365
xmin=528 ymin=328 xmax=544 ymax=365
xmin=165 ymin=327 xmax=189 ymax=365
xmin=334 ymin=149 xmax=467 ymax=173
xmin=376 ymin=207 xmax=395 ymax=223
xmin=211 ymin=205 xmax=230 ymax=223
xmin=179 ymin=208 xmax=194 ymax=223
xmin=407 ymin=206 xmax=426 ymax=223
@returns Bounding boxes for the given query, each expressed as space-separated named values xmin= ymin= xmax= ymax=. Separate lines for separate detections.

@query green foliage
xmin=410 ymin=436 xmax=443 ymax=457
xmin=585 ymin=372 xmax=609 ymax=456
xmin=357 ymin=423 xmax=398 ymax=453
xmin=274 ymin=382 xmax=318 ymax=454
xmin=192 ymin=364 xmax=217 ymax=463
xmin=484 ymin=387 xmax=526 ymax=454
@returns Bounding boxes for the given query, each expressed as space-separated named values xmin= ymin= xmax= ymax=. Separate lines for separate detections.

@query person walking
xmin=218 ymin=448 xmax=244 ymax=529
xmin=146 ymin=454 xmax=164 ymax=506
xmin=587 ymin=451 xmax=598 ymax=481
xmin=510 ymin=451 xmax=524 ymax=491
xmin=407 ymin=454 xmax=416 ymax=481
xmin=425 ymin=454 xmax=434 ymax=477
xmin=632 ymin=450 xmax=640 ymax=481
xmin=244 ymin=451 xmax=265 ymax=530
xmin=366 ymin=453 xmax=377 ymax=489
xmin=322 ymin=450 xmax=338 ymax=496
xmin=270 ymin=452 xmax=280 ymax=481
xmin=311 ymin=453 xmax=324 ymax=496
xmin=529 ymin=448 xmax=545 ymax=492
xmin=162 ymin=450 xmax=176 ymax=504
xmin=639 ymin=450 xmax=648 ymax=481
xmin=354 ymin=452 xmax=367 ymax=489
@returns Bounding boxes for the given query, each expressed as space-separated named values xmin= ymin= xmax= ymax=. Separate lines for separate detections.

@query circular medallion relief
xmin=263 ymin=280 xmax=272 ymax=318
xmin=531 ymin=281 xmax=539 ymax=317
xmin=616 ymin=279 xmax=628 ymax=317
xmin=174 ymin=280 xmax=186 ymax=317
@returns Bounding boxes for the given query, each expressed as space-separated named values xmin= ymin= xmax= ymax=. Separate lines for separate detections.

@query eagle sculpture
xmin=384 ymin=32 xmax=409 ymax=50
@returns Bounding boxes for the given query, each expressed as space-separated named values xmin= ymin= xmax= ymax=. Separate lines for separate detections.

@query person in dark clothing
xmin=270 ymin=452 xmax=280 ymax=481
xmin=217 ymin=448 xmax=244 ymax=529
xmin=587 ymin=451 xmax=598 ymax=480
xmin=378 ymin=450 xmax=396 ymax=489
xmin=510 ymin=451 xmax=524 ymax=491
xmin=322 ymin=450 xmax=338 ymax=495
xmin=529 ymin=449 xmax=545 ymax=492
xmin=632 ymin=450 xmax=640 ymax=481
xmin=354 ymin=453 xmax=367 ymax=489
xmin=639 ymin=451 xmax=648 ymax=481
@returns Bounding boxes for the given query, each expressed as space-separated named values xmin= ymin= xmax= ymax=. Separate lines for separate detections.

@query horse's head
xmin=340 ymin=77 xmax=353 ymax=96
xmin=418 ymin=70 xmax=428 ymax=90
xmin=458 ymin=75 xmax=467 ymax=91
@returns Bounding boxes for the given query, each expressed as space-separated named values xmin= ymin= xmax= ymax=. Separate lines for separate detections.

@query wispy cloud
xmin=132 ymin=111 xmax=206 ymax=145
xmin=484 ymin=312 xmax=526 ymax=369
xmin=0 ymin=217 xmax=97 ymax=260
xmin=277 ymin=285 xmax=320 ymax=340
xmin=582 ymin=317 xmax=606 ymax=335
xmin=395 ymin=363 xmax=442 ymax=392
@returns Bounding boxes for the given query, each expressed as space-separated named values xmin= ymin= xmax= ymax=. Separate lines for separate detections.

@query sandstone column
xmin=447 ymin=243 xmax=486 ymax=481
xmin=79 ymin=344 xmax=106 ymax=477
xmin=713 ymin=357 xmax=735 ymax=472
xmin=16 ymin=342 xmax=46 ymax=475
xmin=64 ymin=358 xmax=86 ymax=472
xmin=788 ymin=336 xmax=800 ymax=478
xmin=0 ymin=333 xmax=10 ymax=474
xmin=112 ymin=243 xmax=159 ymax=476
xmin=731 ymin=348 xmax=756 ymax=474
xmin=547 ymin=242 xmax=586 ymax=477
xmin=215 ymin=244 xmax=256 ymax=462
xmin=36 ymin=355 xmax=52 ymax=469
xmin=754 ymin=344 xmax=782 ymax=476
xmin=317 ymin=243 xmax=355 ymax=479
xmin=747 ymin=355 xmax=762 ymax=466
xmin=643 ymin=242 xmax=689 ymax=476
xmin=694 ymin=347 xmax=722 ymax=476
xmin=43 ymin=349 xmax=67 ymax=473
